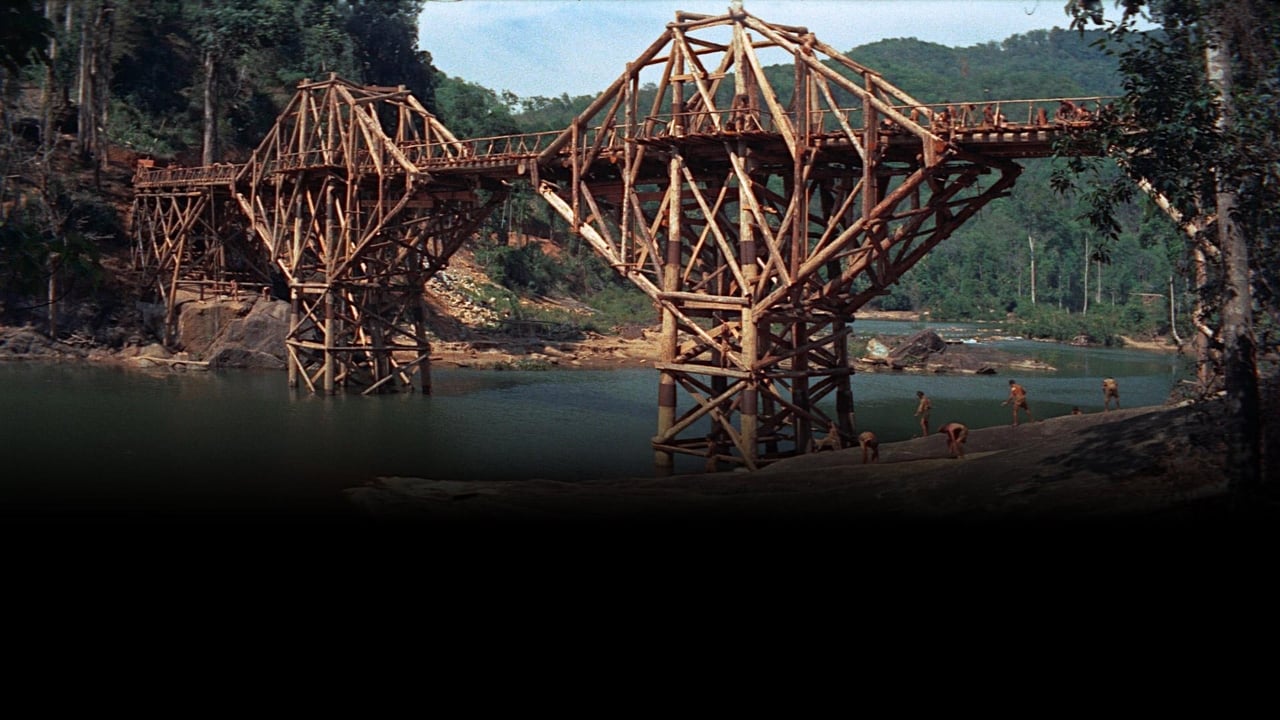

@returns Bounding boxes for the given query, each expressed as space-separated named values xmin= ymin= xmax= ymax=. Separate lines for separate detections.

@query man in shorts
xmin=1102 ymin=377 xmax=1120 ymax=411
xmin=858 ymin=431 xmax=879 ymax=464
xmin=938 ymin=422 xmax=968 ymax=459
xmin=1002 ymin=379 xmax=1036 ymax=426
xmin=914 ymin=390 xmax=932 ymax=437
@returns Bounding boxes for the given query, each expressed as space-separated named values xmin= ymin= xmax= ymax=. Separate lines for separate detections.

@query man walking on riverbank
xmin=914 ymin=390 xmax=932 ymax=437
xmin=939 ymin=422 xmax=968 ymax=459
xmin=1002 ymin=379 xmax=1036 ymax=426
xmin=1103 ymin=377 xmax=1120 ymax=411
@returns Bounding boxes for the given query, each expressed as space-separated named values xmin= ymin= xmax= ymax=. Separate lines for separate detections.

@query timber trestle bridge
xmin=131 ymin=5 xmax=1107 ymax=471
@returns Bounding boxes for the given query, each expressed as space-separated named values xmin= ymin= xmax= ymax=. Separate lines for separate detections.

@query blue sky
xmin=417 ymin=0 xmax=1138 ymax=99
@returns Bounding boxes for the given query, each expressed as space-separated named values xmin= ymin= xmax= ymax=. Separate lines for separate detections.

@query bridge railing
xmin=401 ymin=130 xmax=563 ymax=166
xmin=400 ymin=95 xmax=1114 ymax=169
xmin=134 ymin=162 xmax=242 ymax=189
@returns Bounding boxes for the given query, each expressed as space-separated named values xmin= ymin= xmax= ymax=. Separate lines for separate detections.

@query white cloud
xmin=418 ymin=0 xmax=1129 ymax=98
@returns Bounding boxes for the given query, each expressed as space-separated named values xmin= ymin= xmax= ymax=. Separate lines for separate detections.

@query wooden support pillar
xmin=417 ymin=295 xmax=432 ymax=395
xmin=655 ymin=154 xmax=683 ymax=471
xmin=792 ymin=60 xmax=813 ymax=452
xmin=834 ymin=317 xmax=855 ymax=436
xmin=287 ymin=286 xmax=299 ymax=388
xmin=323 ymin=185 xmax=336 ymax=395
xmin=738 ymin=163 xmax=759 ymax=469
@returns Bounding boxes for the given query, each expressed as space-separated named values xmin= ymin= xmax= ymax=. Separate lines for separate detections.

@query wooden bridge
xmin=131 ymin=5 xmax=1107 ymax=470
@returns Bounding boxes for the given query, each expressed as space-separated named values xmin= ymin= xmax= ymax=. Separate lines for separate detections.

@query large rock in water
xmin=888 ymin=329 xmax=947 ymax=365
xmin=176 ymin=297 xmax=288 ymax=369
xmin=175 ymin=299 xmax=253 ymax=357
xmin=205 ymin=298 xmax=289 ymax=369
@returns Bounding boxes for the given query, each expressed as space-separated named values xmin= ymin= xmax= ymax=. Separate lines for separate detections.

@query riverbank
xmin=346 ymin=396 xmax=1263 ymax=529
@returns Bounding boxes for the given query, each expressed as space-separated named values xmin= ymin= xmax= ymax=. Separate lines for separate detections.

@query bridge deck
xmin=133 ymin=97 xmax=1107 ymax=191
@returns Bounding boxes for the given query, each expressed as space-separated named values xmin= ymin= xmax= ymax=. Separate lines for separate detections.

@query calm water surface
xmin=0 ymin=321 xmax=1189 ymax=514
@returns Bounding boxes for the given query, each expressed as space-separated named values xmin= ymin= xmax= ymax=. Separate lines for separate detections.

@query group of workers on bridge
xmin=806 ymin=374 xmax=1122 ymax=464
xmin=872 ymin=98 xmax=1107 ymax=135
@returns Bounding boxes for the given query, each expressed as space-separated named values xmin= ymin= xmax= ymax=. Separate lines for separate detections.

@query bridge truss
xmin=134 ymin=76 xmax=505 ymax=394
xmin=536 ymin=7 xmax=1024 ymax=468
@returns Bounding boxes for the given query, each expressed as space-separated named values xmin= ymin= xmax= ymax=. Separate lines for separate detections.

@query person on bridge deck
xmin=813 ymin=421 xmax=845 ymax=452
xmin=932 ymin=106 xmax=952 ymax=132
xmin=1103 ymin=377 xmax=1120 ymax=411
xmin=982 ymin=104 xmax=996 ymax=127
xmin=939 ymin=422 xmax=968 ymax=459
xmin=858 ymin=431 xmax=880 ymax=464
xmin=1002 ymin=379 xmax=1037 ymax=426
xmin=1057 ymin=99 xmax=1078 ymax=122
xmin=914 ymin=390 xmax=932 ymax=438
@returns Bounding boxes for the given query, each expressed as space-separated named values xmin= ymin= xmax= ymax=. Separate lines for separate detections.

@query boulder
xmin=888 ymin=329 xmax=947 ymax=364
xmin=175 ymin=299 xmax=252 ymax=356
xmin=865 ymin=337 xmax=892 ymax=360
xmin=205 ymin=298 xmax=289 ymax=369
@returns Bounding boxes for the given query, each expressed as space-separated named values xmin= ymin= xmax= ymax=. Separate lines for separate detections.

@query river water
xmin=0 ymin=321 xmax=1189 ymax=515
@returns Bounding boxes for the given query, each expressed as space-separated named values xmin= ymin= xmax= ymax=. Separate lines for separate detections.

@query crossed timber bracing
xmin=131 ymin=5 xmax=1105 ymax=469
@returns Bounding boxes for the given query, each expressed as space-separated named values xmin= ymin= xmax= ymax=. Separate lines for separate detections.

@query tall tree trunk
xmin=1028 ymin=234 xmax=1037 ymax=305
xmin=76 ymin=1 xmax=92 ymax=163
xmin=92 ymin=2 xmax=114 ymax=180
xmin=1205 ymin=34 xmax=1263 ymax=507
xmin=202 ymin=48 xmax=217 ymax=165
xmin=41 ymin=0 xmax=59 ymax=155
xmin=75 ymin=1 xmax=115 ymax=172
xmin=1082 ymin=237 xmax=1090 ymax=315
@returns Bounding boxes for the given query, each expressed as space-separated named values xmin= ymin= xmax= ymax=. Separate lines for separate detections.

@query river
xmin=0 ymin=321 xmax=1189 ymax=516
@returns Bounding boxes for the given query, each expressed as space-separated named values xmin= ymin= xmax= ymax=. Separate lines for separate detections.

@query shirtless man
xmin=858 ymin=431 xmax=879 ymax=464
xmin=1002 ymin=379 xmax=1037 ymax=426
xmin=914 ymin=390 xmax=932 ymax=437
xmin=1102 ymin=377 xmax=1120 ymax=411
xmin=813 ymin=421 xmax=844 ymax=452
xmin=938 ymin=422 xmax=968 ymax=459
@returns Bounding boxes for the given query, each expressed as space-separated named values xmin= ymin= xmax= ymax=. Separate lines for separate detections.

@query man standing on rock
xmin=1102 ymin=377 xmax=1120 ymax=411
xmin=939 ymin=422 xmax=968 ymax=459
xmin=1002 ymin=379 xmax=1036 ymax=426
xmin=914 ymin=390 xmax=932 ymax=437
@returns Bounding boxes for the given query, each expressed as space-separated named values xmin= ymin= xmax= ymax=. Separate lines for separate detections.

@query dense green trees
xmin=1058 ymin=0 xmax=1278 ymax=508
xmin=96 ymin=0 xmax=437 ymax=159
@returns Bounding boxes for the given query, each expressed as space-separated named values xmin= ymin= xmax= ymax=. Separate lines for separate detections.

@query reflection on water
xmin=0 ymin=322 xmax=1190 ymax=512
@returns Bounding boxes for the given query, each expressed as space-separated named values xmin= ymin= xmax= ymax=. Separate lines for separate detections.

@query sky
xmin=416 ymin=0 xmax=1130 ymax=99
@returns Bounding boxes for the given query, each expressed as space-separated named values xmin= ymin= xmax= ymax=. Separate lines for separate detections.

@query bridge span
xmin=131 ymin=5 xmax=1108 ymax=470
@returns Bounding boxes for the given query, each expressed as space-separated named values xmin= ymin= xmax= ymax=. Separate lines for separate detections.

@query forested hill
xmin=479 ymin=28 xmax=1123 ymax=135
